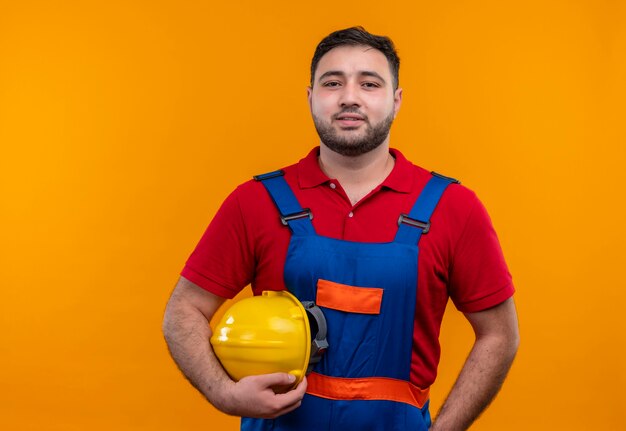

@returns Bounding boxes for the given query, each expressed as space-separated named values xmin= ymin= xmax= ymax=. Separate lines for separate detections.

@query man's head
xmin=308 ymin=27 xmax=402 ymax=157
xmin=310 ymin=26 xmax=400 ymax=91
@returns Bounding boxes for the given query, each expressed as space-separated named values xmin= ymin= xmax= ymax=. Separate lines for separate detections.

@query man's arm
xmin=162 ymin=276 xmax=307 ymax=418
xmin=431 ymin=297 xmax=520 ymax=431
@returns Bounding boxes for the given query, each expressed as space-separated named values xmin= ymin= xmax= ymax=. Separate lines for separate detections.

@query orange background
xmin=1 ymin=1 xmax=625 ymax=429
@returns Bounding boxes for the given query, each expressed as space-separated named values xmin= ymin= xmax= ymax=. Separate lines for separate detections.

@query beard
xmin=312 ymin=108 xmax=395 ymax=157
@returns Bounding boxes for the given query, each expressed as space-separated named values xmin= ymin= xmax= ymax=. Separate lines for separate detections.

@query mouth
xmin=333 ymin=112 xmax=366 ymax=128
xmin=334 ymin=113 xmax=365 ymax=121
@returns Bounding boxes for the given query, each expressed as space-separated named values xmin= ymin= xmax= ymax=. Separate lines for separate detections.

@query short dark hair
xmin=310 ymin=26 xmax=400 ymax=89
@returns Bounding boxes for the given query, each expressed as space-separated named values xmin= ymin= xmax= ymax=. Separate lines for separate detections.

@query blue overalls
xmin=243 ymin=170 xmax=458 ymax=431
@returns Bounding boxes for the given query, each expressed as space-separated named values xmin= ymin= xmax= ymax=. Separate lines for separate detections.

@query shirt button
xmin=329 ymin=183 xmax=336 ymax=189
xmin=348 ymin=212 xmax=354 ymax=218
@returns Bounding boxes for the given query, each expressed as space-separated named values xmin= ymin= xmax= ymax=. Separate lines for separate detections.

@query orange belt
xmin=306 ymin=372 xmax=430 ymax=409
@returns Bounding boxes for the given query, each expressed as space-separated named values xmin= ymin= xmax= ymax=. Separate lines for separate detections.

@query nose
xmin=339 ymin=81 xmax=361 ymax=108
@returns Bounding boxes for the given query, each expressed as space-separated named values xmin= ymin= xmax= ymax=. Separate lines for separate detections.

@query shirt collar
xmin=297 ymin=147 xmax=413 ymax=193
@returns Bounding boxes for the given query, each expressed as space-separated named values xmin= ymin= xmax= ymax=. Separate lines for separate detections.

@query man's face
xmin=308 ymin=45 xmax=402 ymax=157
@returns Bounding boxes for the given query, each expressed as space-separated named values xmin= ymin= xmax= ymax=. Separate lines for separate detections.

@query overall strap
xmin=394 ymin=172 xmax=460 ymax=245
xmin=254 ymin=170 xmax=315 ymax=236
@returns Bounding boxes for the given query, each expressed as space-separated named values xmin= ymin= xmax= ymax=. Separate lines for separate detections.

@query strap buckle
xmin=281 ymin=209 xmax=313 ymax=226
xmin=253 ymin=170 xmax=284 ymax=181
xmin=431 ymin=171 xmax=460 ymax=184
xmin=398 ymin=213 xmax=430 ymax=233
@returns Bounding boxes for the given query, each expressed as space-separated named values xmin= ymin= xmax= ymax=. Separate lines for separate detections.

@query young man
xmin=163 ymin=27 xmax=519 ymax=431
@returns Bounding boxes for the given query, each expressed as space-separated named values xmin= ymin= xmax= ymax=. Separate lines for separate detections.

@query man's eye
xmin=323 ymin=81 xmax=341 ymax=87
xmin=362 ymin=82 xmax=380 ymax=88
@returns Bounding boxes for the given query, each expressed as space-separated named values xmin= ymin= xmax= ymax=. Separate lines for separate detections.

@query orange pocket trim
xmin=316 ymin=279 xmax=383 ymax=314
xmin=306 ymin=372 xmax=430 ymax=409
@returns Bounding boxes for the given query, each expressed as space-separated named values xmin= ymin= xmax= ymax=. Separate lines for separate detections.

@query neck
xmin=318 ymin=140 xmax=395 ymax=205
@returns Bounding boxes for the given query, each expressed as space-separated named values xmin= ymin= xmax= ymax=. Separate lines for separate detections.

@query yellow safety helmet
xmin=210 ymin=290 xmax=328 ymax=387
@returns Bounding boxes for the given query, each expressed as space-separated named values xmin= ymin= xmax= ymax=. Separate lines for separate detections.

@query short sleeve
xmin=180 ymin=187 xmax=254 ymax=299
xmin=448 ymin=194 xmax=514 ymax=313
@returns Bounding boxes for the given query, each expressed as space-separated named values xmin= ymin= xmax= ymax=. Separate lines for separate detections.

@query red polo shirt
xmin=182 ymin=147 xmax=514 ymax=389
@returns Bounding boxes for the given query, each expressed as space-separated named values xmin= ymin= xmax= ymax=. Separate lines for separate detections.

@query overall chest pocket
xmin=315 ymin=278 xmax=385 ymax=377
xmin=316 ymin=279 xmax=383 ymax=314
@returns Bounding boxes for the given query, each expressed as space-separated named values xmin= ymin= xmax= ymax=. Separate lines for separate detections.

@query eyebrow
xmin=317 ymin=70 xmax=387 ymax=84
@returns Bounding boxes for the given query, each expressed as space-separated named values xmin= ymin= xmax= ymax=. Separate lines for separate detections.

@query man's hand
xmin=218 ymin=373 xmax=308 ymax=418
xmin=163 ymin=277 xmax=307 ymax=419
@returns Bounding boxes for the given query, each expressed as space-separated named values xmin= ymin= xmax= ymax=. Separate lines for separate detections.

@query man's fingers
xmin=264 ymin=378 xmax=308 ymax=418
xmin=270 ymin=399 xmax=303 ymax=418
xmin=279 ymin=375 xmax=307 ymax=396
xmin=252 ymin=372 xmax=297 ymax=388
xmin=230 ymin=374 xmax=308 ymax=418
xmin=273 ymin=376 xmax=307 ymax=403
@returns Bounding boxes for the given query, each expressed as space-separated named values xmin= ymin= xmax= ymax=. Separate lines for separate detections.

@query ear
xmin=393 ymin=87 xmax=403 ymax=118
xmin=307 ymin=86 xmax=313 ymax=110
